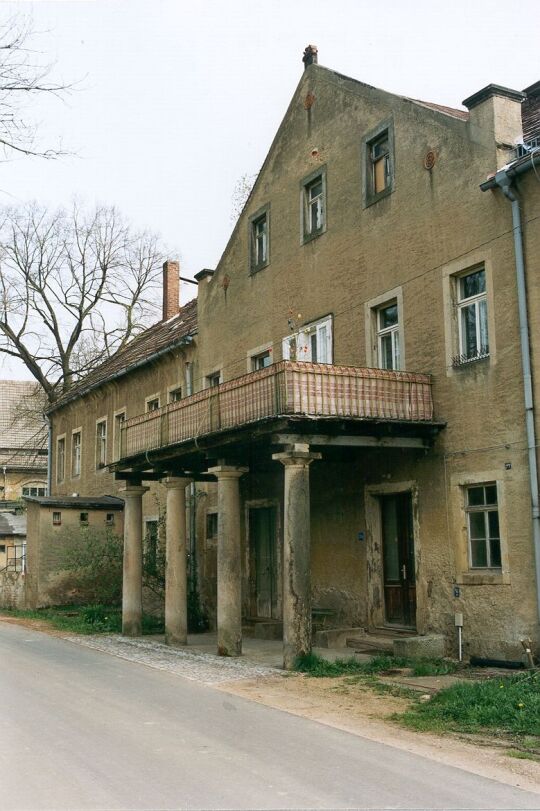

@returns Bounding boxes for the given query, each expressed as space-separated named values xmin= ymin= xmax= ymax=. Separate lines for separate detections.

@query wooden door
xmin=381 ymin=493 xmax=416 ymax=628
xmin=249 ymin=507 xmax=278 ymax=619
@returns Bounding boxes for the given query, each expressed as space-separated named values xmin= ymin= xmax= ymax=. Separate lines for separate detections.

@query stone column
xmin=121 ymin=484 xmax=149 ymax=637
xmin=208 ymin=465 xmax=248 ymax=656
xmin=272 ymin=444 xmax=321 ymax=669
xmin=164 ymin=476 xmax=193 ymax=646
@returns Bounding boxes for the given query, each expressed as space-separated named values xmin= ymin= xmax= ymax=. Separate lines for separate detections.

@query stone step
xmin=243 ymin=619 xmax=283 ymax=640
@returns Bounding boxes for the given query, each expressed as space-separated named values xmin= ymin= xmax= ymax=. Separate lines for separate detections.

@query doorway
xmin=248 ymin=506 xmax=278 ymax=619
xmin=380 ymin=492 xmax=416 ymax=628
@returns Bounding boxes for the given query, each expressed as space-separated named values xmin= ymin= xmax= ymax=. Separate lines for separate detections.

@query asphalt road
xmin=1 ymin=621 xmax=538 ymax=811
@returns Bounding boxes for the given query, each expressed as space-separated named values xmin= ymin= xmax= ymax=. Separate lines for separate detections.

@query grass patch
xmin=506 ymin=749 xmax=540 ymax=762
xmin=294 ymin=652 xmax=457 ymax=678
xmin=0 ymin=605 xmax=164 ymax=635
xmin=397 ymin=671 xmax=540 ymax=740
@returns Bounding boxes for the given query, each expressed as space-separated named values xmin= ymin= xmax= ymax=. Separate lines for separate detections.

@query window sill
xmin=457 ymin=571 xmax=510 ymax=586
xmin=364 ymin=185 xmax=394 ymax=208
xmin=249 ymin=261 xmax=269 ymax=275
xmin=302 ymin=228 xmax=325 ymax=245
xmin=452 ymin=352 xmax=490 ymax=369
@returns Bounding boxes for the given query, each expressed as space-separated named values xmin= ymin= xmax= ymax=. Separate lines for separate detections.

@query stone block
xmin=393 ymin=634 xmax=446 ymax=659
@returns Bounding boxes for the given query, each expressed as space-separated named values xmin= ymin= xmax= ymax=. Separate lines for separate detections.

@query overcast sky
xmin=1 ymin=0 xmax=539 ymax=377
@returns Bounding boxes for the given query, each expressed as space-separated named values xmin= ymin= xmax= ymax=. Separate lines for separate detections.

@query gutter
xmin=482 ymin=158 xmax=540 ymax=621
xmin=45 ymin=334 xmax=195 ymax=416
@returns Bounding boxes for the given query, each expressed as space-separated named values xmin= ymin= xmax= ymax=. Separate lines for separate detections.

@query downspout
xmin=46 ymin=415 xmax=52 ymax=496
xmin=493 ymin=169 xmax=540 ymax=621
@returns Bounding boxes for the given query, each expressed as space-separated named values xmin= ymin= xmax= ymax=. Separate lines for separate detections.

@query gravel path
xmin=64 ymin=634 xmax=280 ymax=684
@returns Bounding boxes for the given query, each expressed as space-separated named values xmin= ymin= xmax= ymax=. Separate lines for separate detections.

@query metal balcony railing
xmin=119 ymin=361 xmax=434 ymax=461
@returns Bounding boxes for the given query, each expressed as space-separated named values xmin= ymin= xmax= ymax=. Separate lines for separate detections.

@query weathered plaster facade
xmin=42 ymin=61 xmax=540 ymax=664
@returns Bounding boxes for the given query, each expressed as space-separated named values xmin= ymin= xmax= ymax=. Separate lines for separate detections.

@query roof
xmin=411 ymin=99 xmax=469 ymax=121
xmin=48 ymin=299 xmax=198 ymax=414
xmin=522 ymin=81 xmax=540 ymax=142
xmin=0 ymin=451 xmax=47 ymax=470
xmin=0 ymin=510 xmax=26 ymax=538
xmin=0 ymin=381 xmax=47 ymax=452
xmin=24 ymin=495 xmax=124 ymax=509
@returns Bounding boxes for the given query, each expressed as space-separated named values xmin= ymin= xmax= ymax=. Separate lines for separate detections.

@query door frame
xmin=365 ymin=481 xmax=424 ymax=634
xmin=245 ymin=499 xmax=282 ymax=620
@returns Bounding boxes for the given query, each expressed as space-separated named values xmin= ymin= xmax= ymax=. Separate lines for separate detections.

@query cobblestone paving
xmin=64 ymin=635 xmax=281 ymax=685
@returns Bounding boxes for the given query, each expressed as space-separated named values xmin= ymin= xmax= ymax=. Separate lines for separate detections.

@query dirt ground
xmin=3 ymin=615 xmax=540 ymax=795
xmin=219 ymin=672 xmax=540 ymax=795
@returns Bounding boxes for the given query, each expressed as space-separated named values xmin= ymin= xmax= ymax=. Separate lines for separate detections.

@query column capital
xmin=208 ymin=465 xmax=248 ymax=479
xmin=163 ymin=476 xmax=193 ymax=489
xmin=272 ymin=445 xmax=321 ymax=466
xmin=119 ymin=485 xmax=149 ymax=499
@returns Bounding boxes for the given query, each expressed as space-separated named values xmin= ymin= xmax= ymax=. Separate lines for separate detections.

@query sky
xmin=0 ymin=0 xmax=539 ymax=378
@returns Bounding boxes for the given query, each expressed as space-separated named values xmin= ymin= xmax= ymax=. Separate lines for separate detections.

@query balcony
xmin=118 ymin=361 xmax=435 ymax=465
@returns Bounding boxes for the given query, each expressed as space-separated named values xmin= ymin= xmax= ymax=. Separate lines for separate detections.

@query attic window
xmin=302 ymin=169 xmax=326 ymax=242
xmin=250 ymin=207 xmax=269 ymax=273
xmin=363 ymin=120 xmax=394 ymax=207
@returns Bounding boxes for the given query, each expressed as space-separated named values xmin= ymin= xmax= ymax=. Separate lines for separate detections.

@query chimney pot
xmin=302 ymin=44 xmax=318 ymax=70
xmin=163 ymin=260 xmax=180 ymax=321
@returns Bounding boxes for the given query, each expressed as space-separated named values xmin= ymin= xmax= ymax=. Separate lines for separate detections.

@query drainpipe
xmin=492 ymin=169 xmax=540 ymax=621
xmin=46 ymin=416 xmax=52 ymax=496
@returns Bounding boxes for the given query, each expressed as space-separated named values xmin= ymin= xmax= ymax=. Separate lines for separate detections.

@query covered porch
xmin=111 ymin=361 xmax=441 ymax=669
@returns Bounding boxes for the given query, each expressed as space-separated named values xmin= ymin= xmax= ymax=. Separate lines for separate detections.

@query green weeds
xmin=293 ymin=652 xmax=457 ymax=678
xmin=0 ymin=605 xmax=164 ymax=635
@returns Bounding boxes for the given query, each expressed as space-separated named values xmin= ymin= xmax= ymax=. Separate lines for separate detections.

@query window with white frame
xmin=251 ymin=350 xmax=272 ymax=371
xmin=146 ymin=396 xmax=160 ymax=412
xmin=282 ymin=315 xmax=332 ymax=364
xmin=465 ymin=483 xmax=501 ymax=569
xmin=302 ymin=170 xmax=326 ymax=241
xmin=22 ymin=483 xmax=47 ymax=497
xmin=376 ymin=301 xmax=400 ymax=370
xmin=96 ymin=420 xmax=107 ymax=469
xmin=56 ymin=437 xmax=65 ymax=483
xmin=455 ymin=267 xmax=489 ymax=365
xmin=72 ymin=430 xmax=81 ymax=477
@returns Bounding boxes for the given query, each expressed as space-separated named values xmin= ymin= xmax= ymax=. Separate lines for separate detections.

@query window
xmin=206 ymin=512 xmax=218 ymax=540
xmin=106 ymin=513 xmax=115 ymax=526
xmin=377 ymin=302 xmax=400 ymax=370
xmin=0 ymin=545 xmax=5 ymax=554
xmin=96 ymin=420 xmax=107 ymax=469
xmin=114 ymin=410 xmax=126 ymax=461
xmin=250 ymin=207 xmax=269 ymax=272
xmin=52 ymin=511 xmax=61 ymax=526
xmin=282 ymin=315 xmax=332 ymax=364
xmin=455 ymin=268 xmax=489 ymax=365
xmin=466 ymin=483 xmax=501 ymax=569
xmin=56 ymin=437 xmax=65 ymax=483
xmin=206 ymin=372 xmax=221 ymax=388
xmin=72 ymin=430 xmax=81 ymax=477
xmin=168 ymin=387 xmax=182 ymax=403
xmin=80 ymin=512 xmax=89 ymax=525
xmin=363 ymin=120 xmax=394 ymax=206
xmin=146 ymin=397 xmax=160 ymax=412
xmin=251 ymin=350 xmax=272 ymax=371
xmin=22 ymin=483 xmax=47 ymax=498
xmin=302 ymin=169 xmax=326 ymax=241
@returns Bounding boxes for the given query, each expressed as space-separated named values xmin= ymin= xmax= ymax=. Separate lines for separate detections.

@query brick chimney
xmin=302 ymin=44 xmax=318 ymax=70
xmin=162 ymin=260 xmax=180 ymax=321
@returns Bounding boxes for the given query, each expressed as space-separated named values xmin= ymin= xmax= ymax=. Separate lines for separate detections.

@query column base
xmin=122 ymin=618 xmax=142 ymax=637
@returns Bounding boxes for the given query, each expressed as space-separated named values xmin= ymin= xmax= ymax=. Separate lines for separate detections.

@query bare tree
xmin=0 ymin=202 xmax=167 ymax=404
xmin=0 ymin=14 xmax=69 ymax=160
xmin=230 ymin=173 xmax=258 ymax=223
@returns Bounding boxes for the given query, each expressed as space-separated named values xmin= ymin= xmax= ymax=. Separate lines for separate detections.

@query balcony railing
xmin=119 ymin=361 xmax=434 ymax=461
